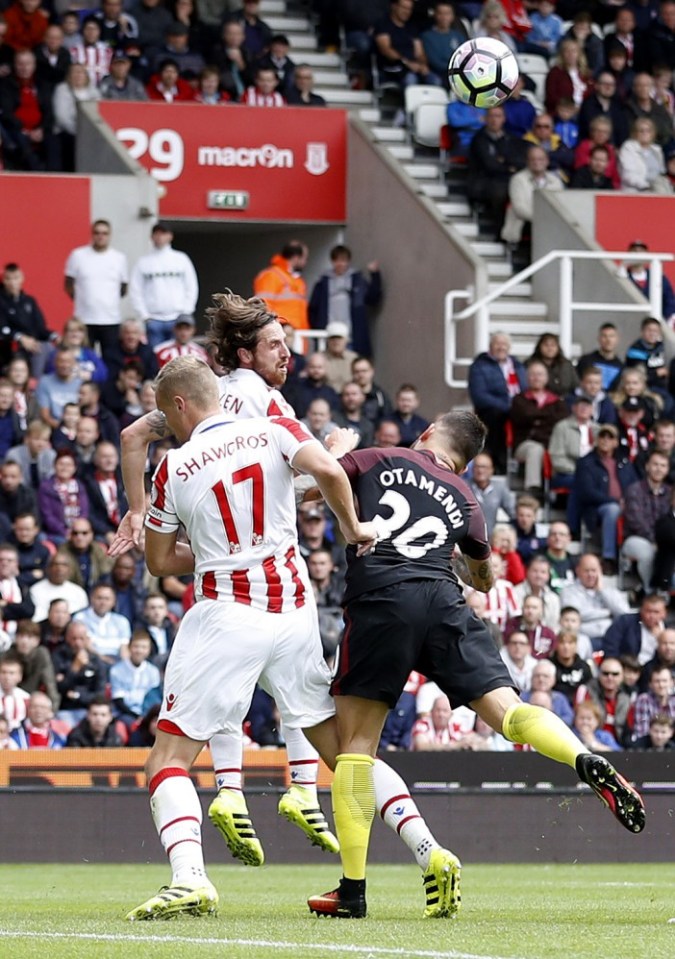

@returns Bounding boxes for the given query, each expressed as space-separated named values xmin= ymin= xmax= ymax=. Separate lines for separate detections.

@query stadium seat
xmin=404 ymin=85 xmax=448 ymax=126
xmin=516 ymin=53 xmax=549 ymax=103
xmin=542 ymin=449 xmax=571 ymax=523
xmin=413 ymin=102 xmax=449 ymax=148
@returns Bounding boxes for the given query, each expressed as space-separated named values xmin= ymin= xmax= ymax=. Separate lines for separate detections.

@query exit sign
xmin=207 ymin=190 xmax=250 ymax=210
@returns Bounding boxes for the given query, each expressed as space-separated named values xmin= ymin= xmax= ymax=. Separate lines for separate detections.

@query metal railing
xmin=444 ymin=250 xmax=674 ymax=389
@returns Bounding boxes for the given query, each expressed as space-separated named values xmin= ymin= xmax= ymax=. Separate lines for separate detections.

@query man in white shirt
xmin=30 ymin=553 xmax=89 ymax=623
xmin=129 ymin=223 xmax=199 ymax=349
xmin=560 ymin=553 xmax=630 ymax=651
xmin=73 ymin=583 xmax=132 ymax=665
xmin=64 ymin=219 xmax=128 ymax=354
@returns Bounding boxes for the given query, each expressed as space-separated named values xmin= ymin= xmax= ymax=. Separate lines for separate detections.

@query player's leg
xmin=277 ymin=723 xmax=339 ymax=855
xmin=127 ymin=730 xmax=219 ymax=921
xmin=208 ymin=729 xmax=264 ymax=866
xmin=307 ymin=694 xmax=388 ymax=918
xmin=473 ymin=686 xmax=645 ymax=833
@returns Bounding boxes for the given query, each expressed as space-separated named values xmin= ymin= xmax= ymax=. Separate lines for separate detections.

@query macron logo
xmin=393 ymin=805 xmax=405 ymax=817
xmin=291 ymin=770 xmax=299 ymax=780
xmin=166 ymin=693 xmax=177 ymax=712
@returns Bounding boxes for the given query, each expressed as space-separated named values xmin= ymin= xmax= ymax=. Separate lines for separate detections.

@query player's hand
xmin=108 ymin=510 xmax=144 ymax=555
xmin=325 ymin=427 xmax=359 ymax=458
xmin=342 ymin=520 xmax=379 ymax=556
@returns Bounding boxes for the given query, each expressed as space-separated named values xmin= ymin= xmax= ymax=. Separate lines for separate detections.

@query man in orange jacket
xmin=253 ymin=241 xmax=309 ymax=335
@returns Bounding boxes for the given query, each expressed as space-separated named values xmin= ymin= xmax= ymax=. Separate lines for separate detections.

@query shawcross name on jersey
xmin=378 ymin=467 xmax=466 ymax=529
xmin=174 ymin=431 xmax=269 ymax=481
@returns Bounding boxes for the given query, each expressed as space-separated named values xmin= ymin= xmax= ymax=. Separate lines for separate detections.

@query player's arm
xmin=144 ymin=527 xmax=195 ymax=577
xmin=292 ymin=443 xmax=377 ymax=551
xmin=453 ymin=551 xmax=494 ymax=594
xmin=295 ymin=428 xmax=360 ymax=505
xmin=109 ymin=411 xmax=175 ymax=555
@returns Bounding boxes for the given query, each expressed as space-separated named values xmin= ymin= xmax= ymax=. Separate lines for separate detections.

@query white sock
xmin=149 ymin=767 xmax=208 ymax=886
xmin=374 ymin=758 xmax=439 ymax=869
xmin=209 ymin=731 xmax=243 ymax=792
xmin=282 ymin=723 xmax=319 ymax=797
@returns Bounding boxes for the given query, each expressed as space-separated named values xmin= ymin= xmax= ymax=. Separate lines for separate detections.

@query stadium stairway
xmin=272 ymin=1 xmax=556 ymax=363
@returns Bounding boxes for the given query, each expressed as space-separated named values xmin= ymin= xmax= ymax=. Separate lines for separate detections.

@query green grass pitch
xmin=1 ymin=863 xmax=674 ymax=959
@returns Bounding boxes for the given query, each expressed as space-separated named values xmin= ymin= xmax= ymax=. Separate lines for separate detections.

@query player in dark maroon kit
xmin=308 ymin=410 xmax=645 ymax=919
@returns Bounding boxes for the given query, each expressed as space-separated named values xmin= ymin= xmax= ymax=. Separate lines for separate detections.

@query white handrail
xmin=444 ymin=249 xmax=674 ymax=388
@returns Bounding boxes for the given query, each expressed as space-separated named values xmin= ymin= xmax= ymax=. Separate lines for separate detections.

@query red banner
xmin=99 ymin=102 xmax=347 ymax=223
xmin=595 ymin=194 xmax=675 ymax=286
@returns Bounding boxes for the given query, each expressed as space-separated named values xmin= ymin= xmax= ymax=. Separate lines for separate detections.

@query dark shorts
xmin=331 ymin=579 xmax=516 ymax=709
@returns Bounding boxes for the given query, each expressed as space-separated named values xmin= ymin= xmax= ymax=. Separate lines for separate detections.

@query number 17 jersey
xmin=339 ymin=446 xmax=490 ymax=603
xmin=146 ymin=413 xmax=317 ymax=612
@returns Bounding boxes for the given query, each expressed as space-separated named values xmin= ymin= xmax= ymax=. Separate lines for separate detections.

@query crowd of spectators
xmin=0 ymin=0 xmax=332 ymax=171
xmin=0 ymin=225 xmax=431 ymax=753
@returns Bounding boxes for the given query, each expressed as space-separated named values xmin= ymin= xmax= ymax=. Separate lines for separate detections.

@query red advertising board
xmin=0 ymin=174 xmax=91 ymax=332
xmin=595 ymin=194 xmax=675 ymax=286
xmin=99 ymin=102 xmax=347 ymax=222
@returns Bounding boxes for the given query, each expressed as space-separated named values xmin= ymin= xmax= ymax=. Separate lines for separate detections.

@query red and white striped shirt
xmin=242 ymin=86 xmax=285 ymax=107
xmin=146 ymin=414 xmax=319 ymax=613
xmin=0 ymin=687 xmax=30 ymax=731
xmin=154 ymin=339 xmax=209 ymax=369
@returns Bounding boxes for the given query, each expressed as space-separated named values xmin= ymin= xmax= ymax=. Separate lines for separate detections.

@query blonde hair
xmin=154 ymin=356 xmax=219 ymax=408
xmin=609 ymin=366 xmax=664 ymax=413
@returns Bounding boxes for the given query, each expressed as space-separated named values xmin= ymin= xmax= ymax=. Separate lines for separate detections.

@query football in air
xmin=448 ymin=38 xmax=519 ymax=108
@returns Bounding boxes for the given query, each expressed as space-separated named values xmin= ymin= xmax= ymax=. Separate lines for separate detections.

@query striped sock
xmin=210 ymin=731 xmax=243 ymax=792
xmin=149 ymin=767 xmax=207 ymax=885
xmin=283 ymin=723 xmax=319 ymax=797
xmin=374 ymin=758 xmax=438 ymax=869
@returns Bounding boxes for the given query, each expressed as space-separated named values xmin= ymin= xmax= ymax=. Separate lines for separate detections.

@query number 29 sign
xmin=98 ymin=102 xmax=347 ymax=222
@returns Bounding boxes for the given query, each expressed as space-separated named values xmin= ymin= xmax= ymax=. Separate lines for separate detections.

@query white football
xmin=448 ymin=38 xmax=519 ymax=108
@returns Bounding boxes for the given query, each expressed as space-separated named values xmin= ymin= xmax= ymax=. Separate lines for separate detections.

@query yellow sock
xmin=331 ymin=753 xmax=376 ymax=881
xmin=502 ymin=703 xmax=587 ymax=768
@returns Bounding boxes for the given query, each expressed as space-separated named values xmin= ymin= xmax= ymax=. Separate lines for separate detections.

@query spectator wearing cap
xmin=146 ymin=57 xmax=195 ymax=101
xmin=548 ymin=393 xmax=600 ymax=491
xmin=621 ymin=450 xmax=672 ymax=592
xmin=622 ymin=240 xmax=675 ymax=325
xmin=570 ymin=426 xmax=637 ymax=571
xmin=616 ymin=396 xmax=652 ymax=463
xmin=286 ymin=64 xmax=326 ymax=106
xmin=100 ymin=49 xmax=148 ymax=100
xmin=129 ymin=222 xmax=199 ymax=349
xmin=154 ymin=316 xmax=208 ymax=368
xmin=309 ymin=245 xmax=382 ymax=358
xmin=254 ymin=33 xmax=295 ymax=98
xmin=322 ymin=323 xmax=359 ymax=393
xmin=150 ymin=20 xmax=205 ymax=79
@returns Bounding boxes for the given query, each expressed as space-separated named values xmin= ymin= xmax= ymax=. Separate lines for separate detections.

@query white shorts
xmin=158 ymin=598 xmax=335 ymax=742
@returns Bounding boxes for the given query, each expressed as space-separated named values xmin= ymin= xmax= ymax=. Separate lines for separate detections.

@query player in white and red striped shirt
xmin=242 ymin=67 xmax=286 ymax=106
xmin=126 ymin=356 xmax=376 ymax=920
xmin=113 ymin=291 xmax=455 ymax=912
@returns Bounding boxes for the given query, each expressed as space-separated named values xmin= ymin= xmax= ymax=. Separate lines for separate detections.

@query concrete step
xmin=454 ymin=221 xmax=479 ymax=238
xmin=301 ymin=52 xmax=341 ymax=68
xmin=402 ymin=162 xmax=440 ymax=179
xmin=437 ymin=200 xmax=471 ymax=218
xmin=388 ymin=144 xmax=415 ymax=160
xmin=261 ymin=0 xmax=286 ymax=12
xmin=489 ymin=301 xmax=549 ymax=318
xmin=471 ymin=240 xmax=507 ymax=257
xmin=371 ymin=126 xmax=407 ymax=142
xmin=489 ymin=281 xmax=532 ymax=297
xmin=312 ymin=70 xmax=349 ymax=87
xmin=266 ymin=15 xmax=312 ymax=31
xmin=419 ymin=182 xmax=447 ymax=199
xmin=486 ymin=261 xmax=513 ymax=278
xmin=359 ymin=107 xmax=381 ymax=122
xmin=284 ymin=33 xmax=318 ymax=50
xmin=317 ymin=88 xmax=373 ymax=105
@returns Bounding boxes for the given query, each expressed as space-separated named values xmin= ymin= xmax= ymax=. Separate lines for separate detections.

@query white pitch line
xmin=0 ymin=929 xmax=524 ymax=959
